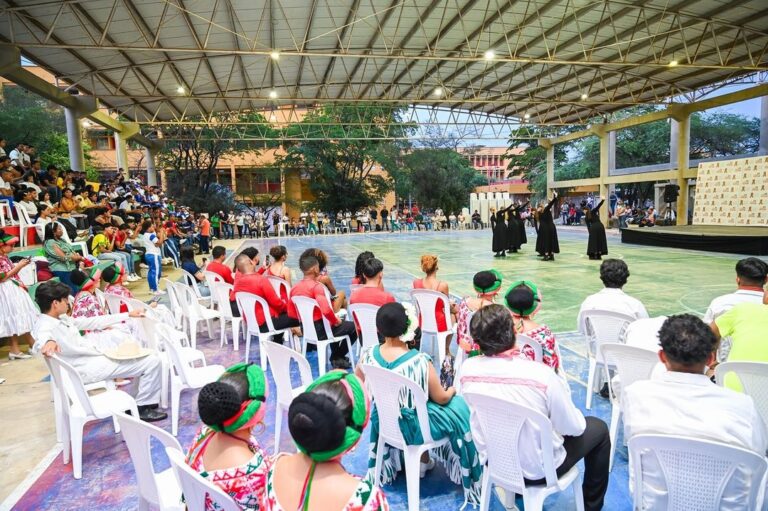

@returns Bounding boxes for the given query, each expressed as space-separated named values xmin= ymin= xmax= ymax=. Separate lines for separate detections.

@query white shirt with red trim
xmin=457 ymin=355 xmax=586 ymax=481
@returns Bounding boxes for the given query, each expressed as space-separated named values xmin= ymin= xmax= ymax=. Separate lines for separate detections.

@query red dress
xmin=412 ymin=279 xmax=448 ymax=331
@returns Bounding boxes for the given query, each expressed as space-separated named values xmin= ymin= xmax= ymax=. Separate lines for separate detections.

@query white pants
xmin=72 ymin=353 xmax=163 ymax=406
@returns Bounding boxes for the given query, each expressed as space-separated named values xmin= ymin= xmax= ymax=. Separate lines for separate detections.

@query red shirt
xmin=231 ymin=272 xmax=286 ymax=326
xmin=207 ymin=260 xmax=234 ymax=285
xmin=349 ymin=286 xmax=395 ymax=307
xmin=288 ymin=278 xmax=338 ymax=326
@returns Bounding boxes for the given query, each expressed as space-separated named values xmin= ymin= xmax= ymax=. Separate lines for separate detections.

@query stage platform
xmin=620 ymin=225 xmax=768 ymax=255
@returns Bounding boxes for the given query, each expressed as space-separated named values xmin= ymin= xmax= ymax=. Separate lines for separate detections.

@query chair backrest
xmin=261 ymin=342 xmax=313 ymax=407
xmin=628 ymin=434 xmax=768 ymax=511
xmin=180 ymin=269 xmax=204 ymax=300
xmin=103 ymin=292 xmax=126 ymax=314
xmin=347 ymin=303 xmax=380 ymax=351
xmin=157 ymin=325 xmax=195 ymax=386
xmin=463 ymin=392 xmax=560 ymax=491
xmin=166 ymin=448 xmax=241 ymax=511
xmin=93 ymin=287 xmax=106 ymax=310
xmin=235 ymin=291 xmax=276 ymax=332
xmin=46 ymin=355 xmax=96 ymax=418
xmin=291 ymin=295 xmax=333 ymax=342
xmin=410 ymin=289 xmax=452 ymax=334
xmin=582 ymin=309 xmax=636 ymax=358
xmin=203 ymin=271 xmax=224 ymax=286
xmin=173 ymin=282 xmax=204 ymax=316
xmin=162 ymin=277 xmax=181 ymax=311
xmin=360 ymin=364 xmax=435 ymax=446
xmin=15 ymin=204 xmax=33 ymax=226
xmin=114 ymin=412 xmax=182 ymax=506
xmin=55 ymin=221 xmax=72 ymax=243
xmin=213 ymin=283 xmax=235 ymax=319
xmin=715 ymin=361 xmax=768 ymax=427
xmin=599 ymin=343 xmax=659 ymax=401
xmin=16 ymin=260 xmax=37 ymax=286
xmin=266 ymin=276 xmax=290 ymax=300
xmin=516 ymin=333 xmax=543 ymax=362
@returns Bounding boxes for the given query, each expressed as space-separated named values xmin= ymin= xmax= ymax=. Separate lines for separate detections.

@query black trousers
xmin=230 ymin=301 xmax=300 ymax=344
xmin=525 ymin=416 xmax=610 ymax=511
xmin=313 ymin=319 xmax=358 ymax=360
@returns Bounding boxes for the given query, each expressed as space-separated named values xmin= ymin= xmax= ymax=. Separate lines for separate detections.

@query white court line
xmin=0 ymin=444 xmax=62 ymax=511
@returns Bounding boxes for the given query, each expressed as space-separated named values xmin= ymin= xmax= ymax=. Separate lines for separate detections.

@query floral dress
xmin=455 ymin=299 xmax=481 ymax=357
xmin=186 ymin=426 xmax=271 ymax=510
xmin=72 ymin=291 xmax=105 ymax=318
xmin=519 ymin=324 xmax=560 ymax=371
xmin=260 ymin=454 xmax=389 ymax=511
xmin=0 ymin=255 xmax=38 ymax=338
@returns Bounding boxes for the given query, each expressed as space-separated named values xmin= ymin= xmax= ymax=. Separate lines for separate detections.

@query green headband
xmin=75 ymin=266 xmax=101 ymax=292
xmin=209 ymin=363 xmax=267 ymax=434
xmin=474 ymin=269 xmax=503 ymax=294
xmin=504 ymin=280 xmax=542 ymax=316
xmin=296 ymin=370 xmax=370 ymax=462
xmin=104 ymin=263 xmax=125 ymax=284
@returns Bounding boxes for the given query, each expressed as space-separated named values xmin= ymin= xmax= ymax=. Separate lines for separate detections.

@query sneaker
xmin=8 ymin=352 xmax=32 ymax=360
xmin=330 ymin=357 xmax=352 ymax=370
xmin=151 ymin=290 xmax=164 ymax=296
xmin=140 ymin=263 xmax=149 ymax=269
xmin=127 ymin=274 xmax=140 ymax=282
xmin=420 ymin=457 xmax=435 ymax=478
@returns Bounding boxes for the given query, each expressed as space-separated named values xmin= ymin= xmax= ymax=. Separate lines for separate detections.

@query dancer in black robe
xmin=491 ymin=205 xmax=512 ymax=257
xmin=507 ymin=201 xmax=530 ymax=252
xmin=586 ymin=197 xmax=608 ymax=260
xmin=535 ymin=192 xmax=560 ymax=261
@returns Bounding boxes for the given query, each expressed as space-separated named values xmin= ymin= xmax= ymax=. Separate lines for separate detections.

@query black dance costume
xmin=491 ymin=206 xmax=512 ymax=257
xmin=507 ymin=201 xmax=530 ymax=252
xmin=586 ymin=199 xmax=608 ymax=259
xmin=535 ymin=195 xmax=560 ymax=261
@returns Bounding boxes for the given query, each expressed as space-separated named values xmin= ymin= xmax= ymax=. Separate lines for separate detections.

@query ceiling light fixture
xmin=523 ymin=113 xmax=531 ymax=120
xmin=269 ymin=90 xmax=278 ymax=99
xmin=668 ymin=59 xmax=679 ymax=67
xmin=483 ymin=49 xmax=496 ymax=61
xmin=176 ymin=85 xmax=186 ymax=94
xmin=580 ymin=93 xmax=589 ymax=100
xmin=433 ymin=87 xmax=444 ymax=97
xmin=270 ymin=51 xmax=280 ymax=61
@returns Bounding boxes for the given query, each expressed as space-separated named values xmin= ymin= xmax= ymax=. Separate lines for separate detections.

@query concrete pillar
xmin=669 ymin=119 xmax=679 ymax=165
xmin=608 ymin=130 xmax=616 ymax=173
xmin=283 ymin=168 xmax=302 ymax=220
xmin=160 ymin=169 xmax=167 ymax=190
xmin=64 ymin=107 xmax=85 ymax=171
xmin=543 ymin=140 xmax=555 ymax=199
xmin=145 ymin=147 xmax=158 ymax=186
xmin=675 ymin=114 xmax=691 ymax=225
xmin=230 ymin=162 xmax=237 ymax=194
xmin=597 ymin=128 xmax=610 ymax=227
xmin=759 ymin=95 xmax=768 ymax=156
xmin=114 ymin=132 xmax=129 ymax=179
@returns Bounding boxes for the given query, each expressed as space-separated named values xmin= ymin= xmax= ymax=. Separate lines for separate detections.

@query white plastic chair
xmin=463 ymin=392 xmax=585 ymax=511
xmin=162 ymin=278 xmax=183 ymax=328
xmin=516 ymin=333 xmax=543 ymax=362
xmin=291 ymin=295 xmax=354 ymax=376
xmin=361 ymin=364 xmax=450 ymax=511
xmin=16 ymin=259 xmax=37 ymax=286
xmin=715 ymin=361 xmax=768 ymax=428
xmin=628 ymin=434 xmax=768 ymax=511
xmin=410 ymin=289 xmax=454 ymax=369
xmin=0 ymin=199 xmax=14 ymax=226
xmin=94 ymin=287 xmax=107 ymax=310
xmin=213 ymin=283 xmax=241 ymax=350
xmin=114 ymin=412 xmax=184 ymax=511
xmin=14 ymin=204 xmax=34 ymax=247
xmin=203 ymin=271 xmax=225 ymax=309
xmin=261 ymin=342 xmax=313 ymax=451
xmin=347 ymin=303 xmax=381 ymax=355
xmin=599 ymin=343 xmax=659 ymax=471
xmin=45 ymin=355 xmax=140 ymax=479
xmin=266 ymin=275 xmax=291 ymax=301
xmin=160 ymin=326 xmax=225 ymax=436
xmin=166 ymin=448 xmax=241 ymax=511
xmin=235 ymin=291 xmax=294 ymax=370
xmin=172 ymin=282 xmax=218 ymax=349
xmin=582 ymin=310 xmax=636 ymax=409
xmin=180 ymin=269 xmax=212 ymax=308
xmin=56 ymin=221 xmax=89 ymax=255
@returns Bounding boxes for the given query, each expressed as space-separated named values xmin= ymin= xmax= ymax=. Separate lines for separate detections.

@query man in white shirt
xmin=458 ymin=305 xmax=610 ymax=511
xmin=622 ymin=314 xmax=767 ymax=510
xmin=577 ymin=258 xmax=649 ymax=334
xmin=703 ymin=257 xmax=767 ymax=324
xmin=31 ymin=281 xmax=167 ymax=422
xmin=8 ymin=142 xmax=25 ymax=168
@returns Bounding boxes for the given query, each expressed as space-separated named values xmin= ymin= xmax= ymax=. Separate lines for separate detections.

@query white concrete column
xmin=114 ymin=132 xmax=129 ymax=178
xmin=759 ymin=95 xmax=768 ymax=155
xmin=669 ymin=119 xmax=679 ymax=165
xmin=675 ymin=114 xmax=691 ymax=225
xmin=608 ymin=130 xmax=616 ymax=173
xmin=145 ymin=147 xmax=158 ymax=186
xmin=64 ymin=107 xmax=85 ymax=171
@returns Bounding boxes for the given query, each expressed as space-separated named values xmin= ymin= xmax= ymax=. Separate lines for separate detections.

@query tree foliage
xmin=276 ymin=103 xmax=415 ymax=212
xmin=504 ymin=125 xmax=569 ymax=202
xmin=401 ymin=148 xmax=487 ymax=213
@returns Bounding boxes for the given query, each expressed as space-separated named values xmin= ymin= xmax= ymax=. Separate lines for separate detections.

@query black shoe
xmin=330 ymin=357 xmax=352 ymax=370
xmin=599 ymin=383 xmax=610 ymax=399
xmin=138 ymin=405 xmax=168 ymax=422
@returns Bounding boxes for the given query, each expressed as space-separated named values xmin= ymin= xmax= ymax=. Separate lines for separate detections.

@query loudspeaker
xmin=664 ymin=184 xmax=679 ymax=203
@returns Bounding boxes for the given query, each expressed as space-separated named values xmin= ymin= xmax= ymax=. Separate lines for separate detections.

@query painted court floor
xmin=5 ymin=226 xmax=762 ymax=511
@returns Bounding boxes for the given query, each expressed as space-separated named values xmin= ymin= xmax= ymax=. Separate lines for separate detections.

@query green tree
xmin=157 ymin=111 xmax=278 ymax=213
xmin=505 ymin=126 xmax=569 ymax=201
xmin=276 ymin=104 xmax=415 ymax=212
xmin=403 ymin=148 xmax=487 ymax=213
xmin=690 ymin=111 xmax=759 ymax=158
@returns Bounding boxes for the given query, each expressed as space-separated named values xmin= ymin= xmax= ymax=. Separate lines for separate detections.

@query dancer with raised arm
xmin=535 ymin=192 xmax=560 ymax=261
xmin=586 ymin=196 xmax=608 ymax=260
xmin=507 ymin=201 xmax=530 ymax=253
xmin=491 ymin=204 xmax=512 ymax=257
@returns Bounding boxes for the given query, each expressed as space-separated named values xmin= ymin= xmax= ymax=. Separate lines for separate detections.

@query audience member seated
xmin=577 ymin=258 xmax=649 ymax=334
xmin=180 ymin=246 xmax=210 ymax=297
xmin=356 ymin=303 xmax=482 ymax=505
xmin=348 ymin=258 xmax=395 ymax=307
xmin=459 ymin=305 xmax=610 ymax=511
xmin=230 ymin=253 xmax=298 ymax=343
xmin=456 ymin=270 xmax=503 ymax=358
xmin=71 ymin=268 xmax=106 ymax=319
xmin=288 ymin=253 xmax=358 ymax=370
xmin=306 ymin=248 xmax=346 ymax=311
xmin=0 ymin=230 xmax=37 ymax=360
xmin=186 ymin=363 xmax=271 ymax=510
xmin=262 ymin=371 xmax=389 ymax=511
xmin=504 ymin=281 xmax=561 ymax=371
xmin=91 ymin=225 xmax=139 ymax=281
xmin=265 ymin=245 xmax=292 ymax=287
xmin=703 ymin=257 xmax=767 ymax=323
xmin=711 ymin=297 xmax=768 ymax=390
xmin=622 ymin=314 xmax=768 ymax=510
xmin=32 ymin=281 xmax=167 ymax=422
xmin=42 ymin=223 xmax=84 ymax=295
xmin=412 ymin=254 xmax=456 ymax=358
xmin=206 ymin=245 xmax=234 ymax=285
xmin=351 ymin=251 xmax=375 ymax=286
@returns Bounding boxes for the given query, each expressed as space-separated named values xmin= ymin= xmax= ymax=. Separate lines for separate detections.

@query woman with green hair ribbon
xmin=260 ymin=370 xmax=389 ymax=511
xmin=456 ymin=270 xmax=504 ymax=359
xmin=504 ymin=280 xmax=562 ymax=371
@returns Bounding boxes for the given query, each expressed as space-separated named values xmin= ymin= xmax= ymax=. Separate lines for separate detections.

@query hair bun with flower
xmin=401 ymin=302 xmax=419 ymax=343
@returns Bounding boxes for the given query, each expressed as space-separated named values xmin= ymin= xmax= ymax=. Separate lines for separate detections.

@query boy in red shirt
xmin=206 ymin=245 xmax=234 ymax=284
xmin=349 ymin=257 xmax=395 ymax=307
xmin=288 ymin=252 xmax=358 ymax=369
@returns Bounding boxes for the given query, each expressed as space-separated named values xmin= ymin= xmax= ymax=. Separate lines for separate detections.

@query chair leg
xmin=585 ymin=357 xmax=596 ymax=410
xmin=138 ymin=497 xmax=150 ymax=511
xmin=206 ymin=319 xmax=214 ymax=339
xmin=478 ymin=471 xmax=492 ymax=511
xmin=522 ymin=489 xmax=546 ymax=511
xmin=70 ymin=417 xmax=84 ymax=479
xmin=160 ymin=356 xmax=169 ymax=409
xmin=232 ymin=320 xmax=240 ymax=351
xmin=317 ymin=342 xmax=327 ymax=376
xmin=404 ymin=449 xmax=422 ymax=511
xmin=572 ymin=473 xmax=585 ymax=511
xmin=245 ymin=333 xmax=251 ymax=364
xmin=345 ymin=337 xmax=355 ymax=367
xmin=171 ymin=380 xmax=181 ymax=436
xmin=608 ymin=405 xmax=621 ymax=472
xmin=258 ymin=336 xmax=268 ymax=371
xmin=189 ymin=321 xmax=197 ymax=350
xmin=373 ymin=437 xmax=386 ymax=487
xmin=219 ymin=318 xmax=226 ymax=347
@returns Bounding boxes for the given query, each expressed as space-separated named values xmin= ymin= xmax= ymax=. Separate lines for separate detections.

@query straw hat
xmin=103 ymin=341 xmax=152 ymax=361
